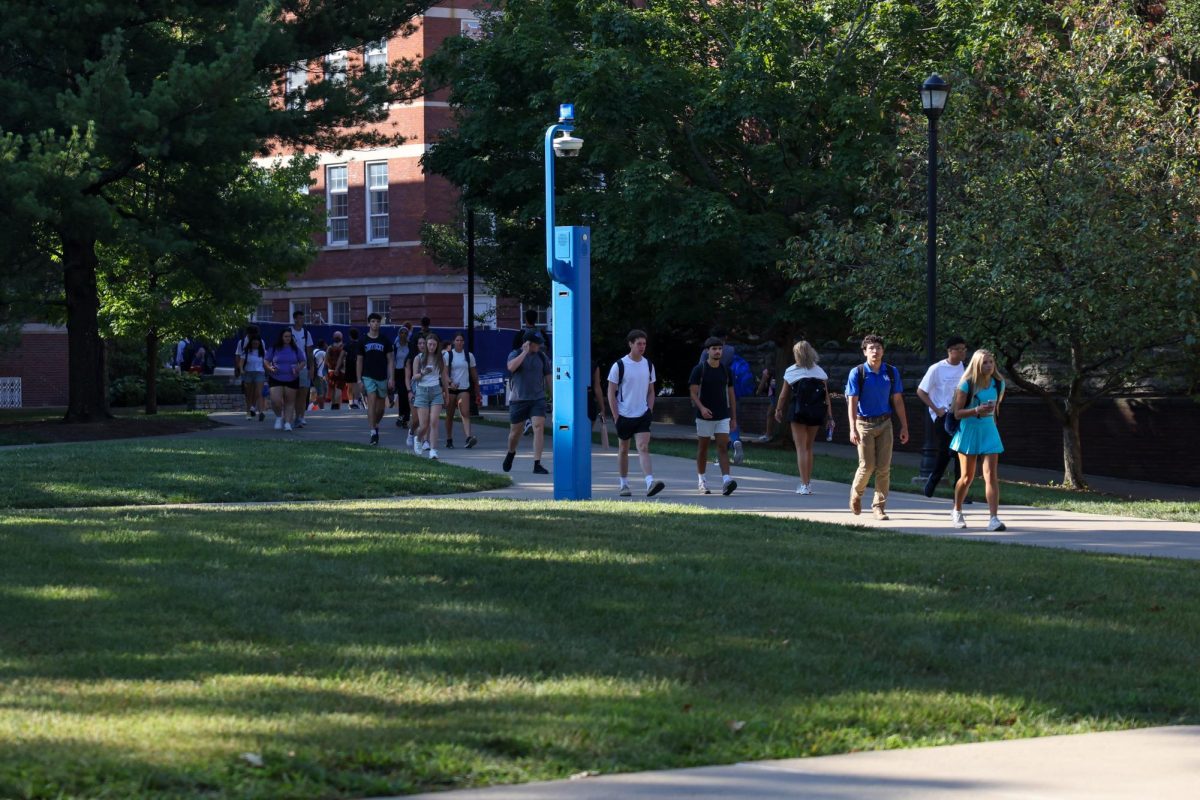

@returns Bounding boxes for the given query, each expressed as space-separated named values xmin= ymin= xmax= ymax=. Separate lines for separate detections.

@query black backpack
xmin=790 ymin=377 xmax=828 ymax=420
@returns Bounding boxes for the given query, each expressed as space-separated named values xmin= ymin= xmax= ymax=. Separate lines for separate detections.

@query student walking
xmin=311 ymin=339 xmax=327 ymax=410
xmin=410 ymin=331 xmax=449 ymax=459
xmin=238 ymin=332 xmax=267 ymax=422
xmin=444 ymin=333 xmax=480 ymax=448
xmin=917 ymin=336 xmax=968 ymax=497
xmin=774 ymin=340 xmax=833 ymax=495
xmin=343 ymin=328 xmax=362 ymax=410
xmin=845 ymin=334 xmax=909 ymax=520
xmin=393 ymin=326 xmax=411 ymax=429
xmin=607 ymin=329 xmax=665 ymax=497
xmin=357 ymin=313 xmax=395 ymax=446
xmin=755 ymin=367 xmax=778 ymax=443
xmin=688 ymin=336 xmax=738 ymax=495
xmin=949 ymin=349 xmax=1007 ymax=531
xmin=502 ymin=330 xmax=552 ymax=474
xmin=288 ymin=310 xmax=315 ymax=428
xmin=265 ymin=328 xmax=305 ymax=431
xmin=324 ymin=332 xmax=346 ymax=408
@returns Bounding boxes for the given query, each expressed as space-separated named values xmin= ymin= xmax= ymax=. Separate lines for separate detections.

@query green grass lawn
xmin=0 ymin=439 xmax=509 ymax=509
xmin=649 ymin=440 xmax=1200 ymax=524
xmin=2 ymin=499 xmax=1198 ymax=798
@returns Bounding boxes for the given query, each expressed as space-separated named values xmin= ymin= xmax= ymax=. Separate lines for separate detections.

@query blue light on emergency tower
xmin=544 ymin=104 xmax=591 ymax=500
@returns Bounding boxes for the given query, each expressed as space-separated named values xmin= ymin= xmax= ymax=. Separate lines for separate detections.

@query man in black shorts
xmin=502 ymin=330 xmax=552 ymax=474
xmin=606 ymin=329 xmax=664 ymax=497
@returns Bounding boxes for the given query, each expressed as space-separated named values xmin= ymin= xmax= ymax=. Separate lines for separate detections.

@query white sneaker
xmin=406 ymin=433 xmax=415 ymax=447
xmin=731 ymin=440 xmax=744 ymax=465
xmin=273 ymin=417 xmax=283 ymax=431
xmin=619 ymin=485 xmax=632 ymax=497
xmin=698 ymin=480 xmax=711 ymax=495
xmin=987 ymin=516 xmax=1007 ymax=532
xmin=422 ymin=441 xmax=431 ymax=452
xmin=799 ymin=484 xmax=813 ymax=495
xmin=283 ymin=422 xmax=293 ymax=432
xmin=951 ymin=510 xmax=967 ymax=529
xmin=795 ymin=482 xmax=805 ymax=494
xmin=428 ymin=448 xmax=439 ymax=460
xmin=413 ymin=438 xmax=423 ymax=455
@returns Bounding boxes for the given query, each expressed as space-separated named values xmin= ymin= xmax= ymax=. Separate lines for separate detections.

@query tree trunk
xmin=63 ymin=235 xmax=111 ymax=422
xmin=145 ymin=328 xmax=159 ymax=415
xmin=1062 ymin=405 xmax=1087 ymax=490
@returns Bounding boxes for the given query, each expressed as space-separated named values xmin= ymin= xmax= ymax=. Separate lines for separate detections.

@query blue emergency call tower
xmin=544 ymin=104 xmax=591 ymax=500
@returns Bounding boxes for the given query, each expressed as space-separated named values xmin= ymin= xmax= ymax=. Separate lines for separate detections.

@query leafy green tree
xmin=792 ymin=0 xmax=1200 ymax=487
xmin=422 ymin=0 xmax=942 ymax=345
xmin=0 ymin=1 xmax=427 ymax=420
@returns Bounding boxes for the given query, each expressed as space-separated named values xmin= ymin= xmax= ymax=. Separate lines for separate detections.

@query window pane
xmin=370 ymin=216 xmax=388 ymax=241
xmin=330 ymin=218 xmax=348 ymax=243
xmin=367 ymin=163 xmax=388 ymax=188
xmin=369 ymin=192 xmax=388 ymax=215
xmin=327 ymin=165 xmax=347 ymax=192
xmin=331 ymin=193 xmax=348 ymax=217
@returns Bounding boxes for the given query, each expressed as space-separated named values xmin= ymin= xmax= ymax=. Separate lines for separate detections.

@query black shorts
xmin=268 ymin=377 xmax=299 ymax=390
xmin=509 ymin=398 xmax=547 ymax=424
xmin=791 ymin=412 xmax=824 ymax=427
xmin=616 ymin=410 xmax=652 ymax=441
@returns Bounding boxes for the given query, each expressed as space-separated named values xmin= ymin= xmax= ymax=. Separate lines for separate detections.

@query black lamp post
xmin=918 ymin=73 xmax=950 ymax=479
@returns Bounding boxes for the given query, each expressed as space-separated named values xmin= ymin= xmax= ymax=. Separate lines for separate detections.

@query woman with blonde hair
xmin=410 ymin=331 xmax=449 ymax=459
xmin=774 ymin=340 xmax=833 ymax=495
xmin=949 ymin=349 xmax=1007 ymax=531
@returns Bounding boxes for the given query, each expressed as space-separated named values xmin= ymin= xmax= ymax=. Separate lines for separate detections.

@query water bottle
xmin=826 ymin=420 xmax=834 ymax=441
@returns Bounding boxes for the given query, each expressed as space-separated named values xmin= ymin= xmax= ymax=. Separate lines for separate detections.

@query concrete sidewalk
xmin=204 ymin=409 xmax=1200 ymax=560
xmin=397 ymin=726 xmax=1200 ymax=799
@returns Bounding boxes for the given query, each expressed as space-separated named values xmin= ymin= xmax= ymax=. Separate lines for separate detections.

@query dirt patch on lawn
xmin=0 ymin=413 xmax=225 ymax=446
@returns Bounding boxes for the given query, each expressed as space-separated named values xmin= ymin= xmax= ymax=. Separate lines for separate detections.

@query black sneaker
xmin=532 ymin=462 xmax=549 ymax=475
xmin=446 ymin=439 xmax=454 ymax=448
xmin=257 ymin=411 xmax=264 ymax=422
xmin=922 ymin=477 xmax=937 ymax=498
xmin=465 ymin=435 xmax=478 ymax=449
xmin=722 ymin=479 xmax=738 ymax=496
xmin=647 ymin=480 xmax=665 ymax=497
xmin=395 ymin=417 xmax=403 ymax=427
xmin=370 ymin=430 xmax=379 ymax=446
xmin=502 ymin=452 xmax=515 ymax=472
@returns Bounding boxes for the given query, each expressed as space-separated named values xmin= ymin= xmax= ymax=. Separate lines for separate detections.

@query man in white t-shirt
xmin=289 ymin=310 xmax=315 ymax=427
xmin=916 ymin=336 xmax=968 ymax=497
xmin=606 ymin=329 xmax=665 ymax=497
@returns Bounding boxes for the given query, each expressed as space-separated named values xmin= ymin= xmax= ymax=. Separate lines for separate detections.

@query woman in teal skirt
xmin=950 ymin=349 xmax=1006 ymax=532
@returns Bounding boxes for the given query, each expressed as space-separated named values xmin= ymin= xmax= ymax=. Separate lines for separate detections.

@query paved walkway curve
xmin=195 ymin=411 xmax=1200 ymax=799
xmin=201 ymin=409 xmax=1200 ymax=561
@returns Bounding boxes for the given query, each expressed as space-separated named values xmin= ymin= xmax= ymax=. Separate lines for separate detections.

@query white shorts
xmin=695 ymin=417 xmax=731 ymax=438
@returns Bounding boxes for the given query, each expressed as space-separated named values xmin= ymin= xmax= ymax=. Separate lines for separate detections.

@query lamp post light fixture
xmin=544 ymin=103 xmax=592 ymax=500
xmin=919 ymin=73 xmax=950 ymax=480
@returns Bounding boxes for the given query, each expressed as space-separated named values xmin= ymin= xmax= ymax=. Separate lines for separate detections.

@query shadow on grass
xmin=2 ymin=499 xmax=1199 ymax=795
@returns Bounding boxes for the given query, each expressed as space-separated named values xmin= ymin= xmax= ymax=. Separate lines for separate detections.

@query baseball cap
xmin=523 ymin=330 xmax=544 ymax=344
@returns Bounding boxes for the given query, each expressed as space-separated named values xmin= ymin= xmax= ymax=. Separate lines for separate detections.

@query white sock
xmin=722 ymin=474 xmax=732 ymax=484
xmin=619 ymin=478 xmax=629 ymax=488
xmin=645 ymin=474 xmax=655 ymax=487
xmin=697 ymin=473 xmax=707 ymax=483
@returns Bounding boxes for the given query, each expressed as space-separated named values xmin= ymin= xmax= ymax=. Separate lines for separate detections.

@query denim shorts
xmin=241 ymin=370 xmax=265 ymax=385
xmin=413 ymin=383 xmax=445 ymax=408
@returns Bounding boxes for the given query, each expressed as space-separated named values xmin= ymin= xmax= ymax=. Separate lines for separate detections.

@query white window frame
xmin=326 ymin=164 xmax=348 ymax=245
xmin=464 ymin=295 xmax=498 ymax=330
xmin=253 ymin=302 xmax=275 ymax=323
xmin=324 ymin=50 xmax=348 ymax=85
xmin=368 ymin=296 xmax=391 ymax=323
xmin=365 ymin=161 xmax=389 ymax=243
xmin=519 ymin=303 xmax=552 ymax=332
xmin=364 ymin=39 xmax=387 ymax=72
xmin=286 ymin=62 xmax=307 ymax=110
xmin=290 ymin=300 xmax=313 ymax=325
xmin=328 ymin=298 xmax=351 ymax=326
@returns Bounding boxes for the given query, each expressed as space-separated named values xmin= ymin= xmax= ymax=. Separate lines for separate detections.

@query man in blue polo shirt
xmin=846 ymin=334 xmax=909 ymax=520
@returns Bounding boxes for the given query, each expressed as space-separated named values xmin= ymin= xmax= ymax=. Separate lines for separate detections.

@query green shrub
xmin=109 ymin=370 xmax=201 ymax=407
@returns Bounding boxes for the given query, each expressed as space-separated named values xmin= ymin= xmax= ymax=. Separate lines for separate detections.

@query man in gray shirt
xmin=503 ymin=330 xmax=552 ymax=474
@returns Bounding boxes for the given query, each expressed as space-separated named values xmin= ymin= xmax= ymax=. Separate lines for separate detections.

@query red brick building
xmin=254 ymin=2 xmax=523 ymax=332
xmin=0 ymin=325 xmax=69 ymax=407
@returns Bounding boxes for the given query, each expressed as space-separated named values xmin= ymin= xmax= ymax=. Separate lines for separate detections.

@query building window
xmin=324 ymin=50 xmax=348 ymax=85
xmin=465 ymin=295 xmax=498 ymax=330
xmin=328 ymin=299 xmax=351 ymax=326
xmin=286 ymin=63 xmax=307 ymax=110
xmin=254 ymin=302 xmax=275 ymax=323
xmin=364 ymin=39 xmax=387 ymax=72
xmin=290 ymin=301 xmax=312 ymax=324
xmin=520 ymin=304 xmax=552 ymax=331
xmin=368 ymin=297 xmax=391 ymax=322
xmin=326 ymin=164 xmax=348 ymax=245
xmin=366 ymin=162 xmax=389 ymax=243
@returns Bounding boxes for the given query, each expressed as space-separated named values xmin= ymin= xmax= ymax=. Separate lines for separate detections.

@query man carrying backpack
xmin=607 ymin=329 xmax=665 ymax=497
xmin=845 ymin=334 xmax=909 ymax=520
xmin=688 ymin=336 xmax=738 ymax=495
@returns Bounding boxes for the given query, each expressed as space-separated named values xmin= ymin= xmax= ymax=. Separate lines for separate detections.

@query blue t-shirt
xmin=846 ymin=362 xmax=901 ymax=417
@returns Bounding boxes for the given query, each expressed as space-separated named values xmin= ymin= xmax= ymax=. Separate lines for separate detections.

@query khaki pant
xmin=851 ymin=417 xmax=894 ymax=510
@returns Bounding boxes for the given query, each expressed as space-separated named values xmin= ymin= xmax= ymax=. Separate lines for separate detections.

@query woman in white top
xmin=409 ymin=332 xmax=450 ymax=459
xmin=442 ymin=332 xmax=481 ymax=449
xmin=774 ymin=340 xmax=833 ymax=495
xmin=238 ymin=333 xmax=267 ymax=422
